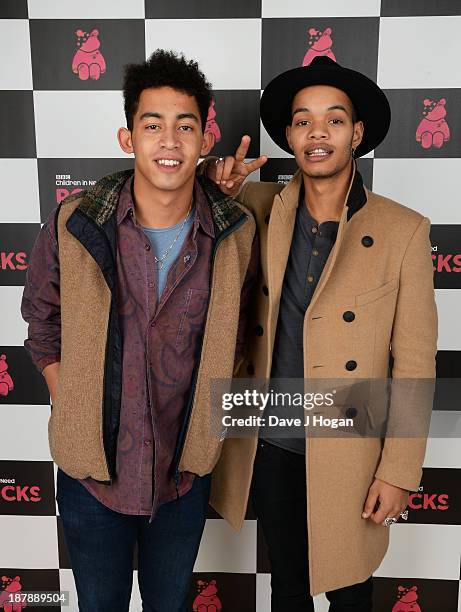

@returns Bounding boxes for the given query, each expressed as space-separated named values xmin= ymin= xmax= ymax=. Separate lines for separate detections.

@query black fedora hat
xmin=260 ymin=56 xmax=391 ymax=158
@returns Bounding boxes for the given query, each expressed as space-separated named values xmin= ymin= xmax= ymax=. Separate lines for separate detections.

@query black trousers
xmin=251 ymin=440 xmax=373 ymax=611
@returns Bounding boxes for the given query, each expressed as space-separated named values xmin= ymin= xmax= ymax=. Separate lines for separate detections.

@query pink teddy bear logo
xmin=392 ymin=585 xmax=422 ymax=612
xmin=192 ymin=579 xmax=222 ymax=612
xmin=205 ymin=100 xmax=222 ymax=147
xmin=0 ymin=354 xmax=14 ymax=398
xmin=0 ymin=575 xmax=27 ymax=611
xmin=302 ymin=27 xmax=336 ymax=66
xmin=72 ymin=28 xmax=106 ymax=81
xmin=416 ymin=98 xmax=450 ymax=149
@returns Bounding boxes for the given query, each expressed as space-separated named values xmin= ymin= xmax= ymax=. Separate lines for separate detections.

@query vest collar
xmin=75 ymin=168 xmax=247 ymax=237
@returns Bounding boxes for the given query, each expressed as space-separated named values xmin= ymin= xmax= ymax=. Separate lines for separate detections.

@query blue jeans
xmin=56 ymin=468 xmax=211 ymax=612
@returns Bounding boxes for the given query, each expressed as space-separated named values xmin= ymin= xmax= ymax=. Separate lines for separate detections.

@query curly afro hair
xmin=123 ymin=49 xmax=213 ymax=132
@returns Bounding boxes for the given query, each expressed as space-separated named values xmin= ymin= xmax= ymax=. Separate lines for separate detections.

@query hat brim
xmin=260 ymin=63 xmax=391 ymax=158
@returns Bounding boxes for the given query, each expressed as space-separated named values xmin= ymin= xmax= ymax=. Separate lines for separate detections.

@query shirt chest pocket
xmin=355 ymin=278 xmax=399 ymax=307
xmin=175 ymin=288 xmax=210 ymax=351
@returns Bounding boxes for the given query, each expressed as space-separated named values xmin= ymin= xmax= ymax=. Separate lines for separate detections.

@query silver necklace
xmin=154 ymin=202 xmax=193 ymax=270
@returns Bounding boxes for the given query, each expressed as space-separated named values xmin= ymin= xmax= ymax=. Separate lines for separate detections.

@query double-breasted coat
xmin=209 ymin=165 xmax=438 ymax=595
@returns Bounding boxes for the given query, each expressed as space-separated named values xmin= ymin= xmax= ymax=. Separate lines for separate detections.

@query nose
xmin=308 ymin=121 xmax=329 ymax=140
xmin=159 ymin=126 xmax=179 ymax=149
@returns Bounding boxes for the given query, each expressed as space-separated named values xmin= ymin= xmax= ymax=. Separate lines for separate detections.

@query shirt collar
xmin=117 ymin=174 xmax=215 ymax=238
xmin=345 ymin=162 xmax=367 ymax=221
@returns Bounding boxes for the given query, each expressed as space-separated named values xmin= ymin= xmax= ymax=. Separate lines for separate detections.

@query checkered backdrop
xmin=1 ymin=1 xmax=460 ymax=610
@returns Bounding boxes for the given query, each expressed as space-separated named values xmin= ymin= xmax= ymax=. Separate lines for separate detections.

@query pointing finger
xmin=234 ymin=135 xmax=251 ymax=163
xmin=245 ymin=155 xmax=268 ymax=174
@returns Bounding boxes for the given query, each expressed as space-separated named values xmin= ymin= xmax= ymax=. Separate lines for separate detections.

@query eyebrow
xmin=139 ymin=111 xmax=199 ymax=123
xmin=292 ymin=105 xmax=349 ymax=117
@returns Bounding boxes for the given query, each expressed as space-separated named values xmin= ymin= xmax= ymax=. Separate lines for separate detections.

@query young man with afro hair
xmin=21 ymin=49 xmax=263 ymax=611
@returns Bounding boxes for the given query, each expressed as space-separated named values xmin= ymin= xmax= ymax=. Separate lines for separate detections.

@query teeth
xmin=157 ymin=159 xmax=180 ymax=166
xmin=308 ymin=149 xmax=330 ymax=156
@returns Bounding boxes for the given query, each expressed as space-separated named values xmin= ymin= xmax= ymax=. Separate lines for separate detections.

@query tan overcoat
xmin=209 ymin=166 xmax=438 ymax=595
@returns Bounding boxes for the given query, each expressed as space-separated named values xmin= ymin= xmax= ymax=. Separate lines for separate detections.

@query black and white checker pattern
xmin=1 ymin=1 xmax=460 ymax=610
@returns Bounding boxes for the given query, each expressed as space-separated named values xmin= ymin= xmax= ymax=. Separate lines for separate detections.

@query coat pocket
xmin=355 ymin=278 xmax=398 ymax=307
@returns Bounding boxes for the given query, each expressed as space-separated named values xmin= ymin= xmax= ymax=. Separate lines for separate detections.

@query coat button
xmin=361 ymin=235 xmax=374 ymax=247
xmin=265 ymin=214 xmax=270 ymax=225
xmin=262 ymin=285 xmax=269 ymax=296
xmin=255 ymin=325 xmax=264 ymax=337
xmin=247 ymin=363 xmax=255 ymax=376
xmin=345 ymin=360 xmax=357 ymax=371
xmin=345 ymin=407 xmax=357 ymax=418
xmin=343 ymin=311 xmax=355 ymax=322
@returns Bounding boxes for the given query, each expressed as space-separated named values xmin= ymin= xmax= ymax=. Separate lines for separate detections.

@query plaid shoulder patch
xmin=77 ymin=169 xmax=133 ymax=226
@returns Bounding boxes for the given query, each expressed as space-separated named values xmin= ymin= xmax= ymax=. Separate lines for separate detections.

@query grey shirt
xmin=263 ymin=169 xmax=367 ymax=454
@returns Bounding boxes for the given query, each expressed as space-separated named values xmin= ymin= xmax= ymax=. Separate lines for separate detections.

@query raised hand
xmin=206 ymin=135 xmax=267 ymax=197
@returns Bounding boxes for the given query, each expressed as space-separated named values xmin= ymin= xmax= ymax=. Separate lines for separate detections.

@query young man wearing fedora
xmin=21 ymin=50 xmax=259 ymax=611
xmin=205 ymin=56 xmax=437 ymax=610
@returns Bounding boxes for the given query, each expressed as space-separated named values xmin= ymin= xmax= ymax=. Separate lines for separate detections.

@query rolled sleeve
xmin=21 ymin=209 xmax=62 ymax=373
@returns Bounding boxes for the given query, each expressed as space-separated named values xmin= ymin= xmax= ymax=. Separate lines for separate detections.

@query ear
xmin=117 ymin=127 xmax=134 ymax=155
xmin=76 ymin=29 xmax=84 ymax=37
xmin=423 ymin=98 xmax=431 ymax=106
xmin=324 ymin=27 xmax=332 ymax=35
xmin=308 ymin=28 xmax=317 ymax=35
xmin=440 ymin=98 xmax=446 ymax=105
xmin=91 ymin=29 xmax=99 ymax=36
xmin=352 ymin=120 xmax=364 ymax=151
xmin=285 ymin=124 xmax=293 ymax=151
xmin=200 ymin=130 xmax=214 ymax=156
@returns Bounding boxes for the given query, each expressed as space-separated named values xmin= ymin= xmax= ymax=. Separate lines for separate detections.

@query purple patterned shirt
xmin=22 ymin=175 xmax=257 ymax=518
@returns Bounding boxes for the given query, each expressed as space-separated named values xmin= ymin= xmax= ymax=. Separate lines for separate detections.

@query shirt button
xmin=145 ymin=244 xmax=151 ymax=251
xmin=311 ymin=226 xmax=318 ymax=234
xmin=143 ymin=440 xmax=151 ymax=446
xmin=312 ymin=249 xmax=319 ymax=256
xmin=307 ymin=275 xmax=314 ymax=283
xmin=148 ymin=282 xmax=154 ymax=288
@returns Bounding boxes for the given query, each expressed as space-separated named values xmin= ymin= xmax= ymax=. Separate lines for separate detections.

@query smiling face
xmin=286 ymin=85 xmax=364 ymax=180
xmin=118 ymin=86 xmax=212 ymax=195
